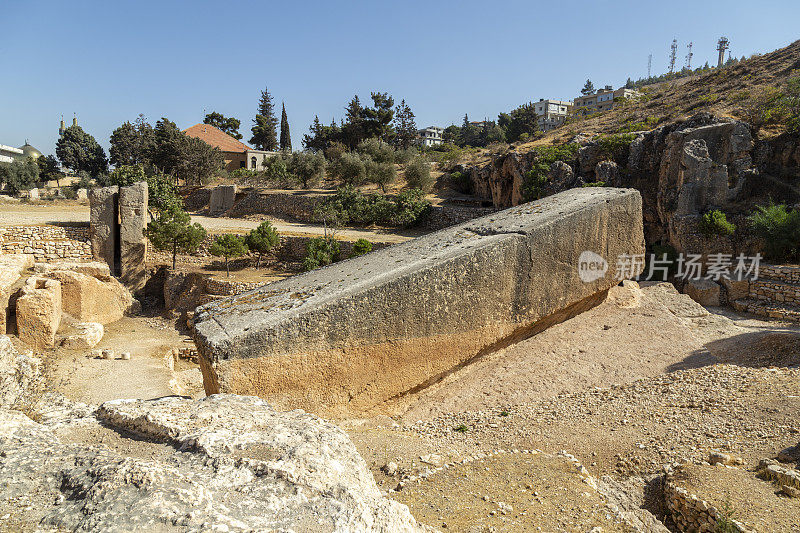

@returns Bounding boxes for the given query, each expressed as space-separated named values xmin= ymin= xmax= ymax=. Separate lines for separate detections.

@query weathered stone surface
xmin=88 ymin=185 xmax=119 ymax=271
xmin=61 ymin=322 xmax=104 ymax=350
xmin=721 ymin=277 xmax=750 ymax=302
xmin=76 ymin=188 xmax=88 ymax=200
xmin=43 ymin=270 xmax=133 ymax=324
xmin=543 ymin=160 xmax=582 ymax=196
xmin=119 ymin=181 xmax=148 ymax=292
xmin=0 ymin=335 xmax=40 ymax=408
xmin=684 ymin=279 xmax=722 ymax=307
xmin=33 ymin=260 xmax=112 ymax=280
xmin=16 ymin=277 xmax=62 ymax=349
xmin=0 ymin=254 xmax=34 ymax=332
xmin=0 ymin=395 xmax=429 ymax=532
xmin=595 ymin=160 xmax=620 ymax=185
xmin=209 ymin=184 xmax=237 ymax=216
xmin=193 ymin=188 xmax=645 ymax=415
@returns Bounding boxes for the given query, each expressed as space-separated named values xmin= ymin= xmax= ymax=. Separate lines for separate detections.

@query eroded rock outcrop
xmin=193 ymin=188 xmax=645 ymax=415
xmin=0 ymin=393 xmax=429 ymax=532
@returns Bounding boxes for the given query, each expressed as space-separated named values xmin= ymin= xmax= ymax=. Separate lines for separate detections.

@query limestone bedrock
xmin=193 ymin=188 xmax=646 ymax=416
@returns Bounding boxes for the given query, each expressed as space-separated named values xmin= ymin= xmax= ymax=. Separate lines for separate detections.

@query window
xmin=240 ymin=161 xmax=245 ymax=168
xmin=251 ymin=156 xmax=257 ymax=169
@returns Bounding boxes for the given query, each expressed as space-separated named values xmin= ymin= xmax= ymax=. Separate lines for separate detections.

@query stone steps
xmin=732 ymin=298 xmax=800 ymax=322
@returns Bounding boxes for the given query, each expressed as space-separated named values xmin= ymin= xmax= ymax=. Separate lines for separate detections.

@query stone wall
xmin=192 ymin=188 xmax=646 ymax=416
xmin=664 ymin=469 xmax=750 ymax=532
xmin=227 ymin=190 xmax=324 ymax=221
xmin=0 ymin=225 xmax=92 ymax=261
xmin=727 ymin=264 xmax=800 ymax=321
xmin=422 ymin=205 xmax=499 ymax=230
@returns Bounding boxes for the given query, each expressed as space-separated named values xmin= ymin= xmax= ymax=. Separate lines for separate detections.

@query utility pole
xmin=685 ymin=42 xmax=693 ymax=70
xmin=717 ymin=37 xmax=730 ymax=68
xmin=647 ymin=54 xmax=652 ymax=78
xmin=669 ymin=39 xmax=678 ymax=74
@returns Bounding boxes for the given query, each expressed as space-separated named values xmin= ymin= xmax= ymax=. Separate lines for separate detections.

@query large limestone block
xmin=43 ymin=270 xmax=132 ymax=324
xmin=61 ymin=322 xmax=104 ymax=350
xmin=34 ymin=261 xmax=111 ymax=280
xmin=209 ymin=184 xmax=237 ymax=216
xmin=88 ymin=185 xmax=118 ymax=272
xmin=0 ymin=254 xmax=35 ymax=332
xmin=17 ymin=277 xmax=62 ymax=349
xmin=119 ymin=181 xmax=148 ymax=292
xmin=684 ymin=279 xmax=721 ymax=307
xmin=193 ymin=188 xmax=646 ymax=415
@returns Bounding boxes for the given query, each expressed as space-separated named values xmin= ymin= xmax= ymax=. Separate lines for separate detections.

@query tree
xmin=365 ymin=158 xmax=396 ymax=192
xmin=56 ymin=125 xmax=108 ymax=176
xmin=210 ymin=234 xmax=249 ymax=277
xmin=37 ymin=155 xmax=62 ymax=186
xmin=404 ymin=156 xmax=433 ymax=191
xmin=502 ymin=103 xmax=539 ymax=143
xmin=151 ymin=118 xmax=223 ymax=185
xmin=393 ymin=99 xmax=417 ymax=149
xmin=288 ymin=151 xmax=325 ymax=188
xmin=0 ymin=159 xmax=39 ymax=194
xmin=203 ymin=112 xmax=242 ymax=139
xmin=250 ymin=87 xmax=279 ymax=151
xmin=581 ymin=79 xmax=596 ymax=95
xmin=144 ymin=204 xmax=207 ymax=270
xmin=350 ymin=238 xmax=373 ymax=257
xmin=330 ymin=152 xmax=366 ymax=185
xmin=303 ymin=236 xmax=340 ymax=271
xmin=245 ymin=221 xmax=280 ymax=268
xmin=625 ymin=77 xmax=635 ymax=89
xmin=341 ymin=95 xmax=366 ymax=149
xmin=363 ymin=92 xmax=395 ymax=142
xmin=109 ymin=115 xmax=156 ymax=167
xmin=279 ymin=103 xmax=291 ymax=152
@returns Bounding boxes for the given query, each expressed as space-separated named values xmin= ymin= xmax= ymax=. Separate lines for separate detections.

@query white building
xmin=418 ymin=126 xmax=444 ymax=147
xmin=533 ymin=99 xmax=573 ymax=132
xmin=573 ymin=86 xmax=640 ymax=115
xmin=0 ymin=145 xmax=24 ymax=164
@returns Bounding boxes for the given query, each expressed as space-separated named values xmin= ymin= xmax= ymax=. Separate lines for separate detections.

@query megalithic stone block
xmin=89 ymin=185 xmax=119 ymax=272
xmin=16 ymin=277 xmax=62 ymax=349
xmin=209 ymin=185 xmax=237 ymax=216
xmin=119 ymin=181 xmax=148 ymax=292
xmin=193 ymin=188 xmax=646 ymax=416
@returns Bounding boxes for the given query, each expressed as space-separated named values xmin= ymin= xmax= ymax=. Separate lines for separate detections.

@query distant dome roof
xmin=19 ymin=143 xmax=42 ymax=159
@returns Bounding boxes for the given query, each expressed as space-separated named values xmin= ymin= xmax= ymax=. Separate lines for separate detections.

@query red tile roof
xmin=183 ymin=123 xmax=251 ymax=153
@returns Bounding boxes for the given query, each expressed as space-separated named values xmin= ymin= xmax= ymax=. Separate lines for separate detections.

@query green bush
xmin=582 ymin=181 xmax=606 ymax=187
xmin=450 ymin=171 xmax=473 ymax=195
xmin=330 ymin=152 xmax=367 ymax=186
xmin=364 ymin=158 xmax=396 ymax=192
xmin=350 ymin=238 xmax=373 ymax=257
xmin=404 ymin=156 xmax=433 ymax=191
xmin=315 ymin=186 xmax=431 ymax=228
xmin=262 ymin=155 xmax=291 ymax=184
xmin=303 ymin=236 xmax=341 ymax=271
xmin=60 ymin=186 xmax=78 ymax=200
xmin=209 ymin=234 xmax=249 ymax=277
xmin=0 ymin=159 xmax=39 ymax=194
xmin=596 ymin=133 xmax=636 ymax=162
xmin=245 ymin=221 xmax=280 ymax=268
xmin=748 ymin=203 xmax=800 ymax=261
xmin=357 ymin=137 xmax=395 ymax=164
xmin=288 ymin=151 xmax=325 ymax=189
xmin=699 ymin=209 xmax=736 ymax=237
xmin=521 ymin=143 xmax=578 ymax=202
xmin=760 ymin=76 xmax=800 ymax=133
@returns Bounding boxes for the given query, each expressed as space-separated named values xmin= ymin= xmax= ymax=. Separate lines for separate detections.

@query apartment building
xmin=534 ymin=99 xmax=573 ymax=131
xmin=418 ymin=126 xmax=444 ymax=147
xmin=573 ymin=86 xmax=640 ymax=115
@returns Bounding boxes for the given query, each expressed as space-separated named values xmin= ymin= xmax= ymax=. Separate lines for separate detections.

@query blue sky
xmin=1 ymin=0 xmax=798 ymax=157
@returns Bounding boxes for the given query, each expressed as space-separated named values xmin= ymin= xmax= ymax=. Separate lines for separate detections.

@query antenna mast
xmin=647 ymin=54 xmax=652 ymax=78
xmin=685 ymin=42 xmax=693 ymax=70
xmin=669 ymin=39 xmax=678 ymax=74
xmin=716 ymin=36 xmax=730 ymax=68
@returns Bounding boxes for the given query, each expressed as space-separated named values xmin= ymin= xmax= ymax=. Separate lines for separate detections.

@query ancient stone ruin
xmin=208 ymin=184 xmax=237 ymax=216
xmin=88 ymin=182 xmax=148 ymax=293
xmin=193 ymin=188 xmax=646 ymax=415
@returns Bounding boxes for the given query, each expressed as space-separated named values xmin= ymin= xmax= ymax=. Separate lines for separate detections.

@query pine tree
xmin=581 ymin=80 xmax=595 ymax=95
xmin=342 ymin=95 xmax=365 ymax=149
xmin=392 ymin=99 xmax=417 ymax=149
xmin=250 ymin=87 xmax=279 ymax=151
xmin=279 ymin=103 xmax=292 ymax=152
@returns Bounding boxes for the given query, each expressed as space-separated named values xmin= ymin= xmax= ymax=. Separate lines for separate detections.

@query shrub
xmin=393 ymin=147 xmax=418 ymax=165
xmin=582 ymin=181 xmax=606 ymax=187
xmin=0 ymin=159 xmax=39 ymax=194
xmin=365 ymin=158 xmax=396 ymax=192
xmin=262 ymin=155 xmax=291 ymax=184
xmin=330 ymin=152 xmax=367 ymax=186
xmin=392 ymin=188 xmax=431 ymax=226
xmin=209 ymin=234 xmax=249 ymax=277
xmin=748 ymin=202 xmax=800 ymax=261
xmin=288 ymin=151 xmax=325 ymax=189
xmin=404 ymin=156 xmax=433 ymax=191
xmin=357 ymin=137 xmax=395 ymax=164
xmin=517 ymin=133 xmax=531 ymax=143
xmin=245 ymin=221 xmax=280 ymax=268
xmin=60 ymin=186 xmax=78 ymax=200
xmin=759 ymin=76 xmax=800 ymax=133
xmin=315 ymin=186 xmax=431 ymax=228
xmin=699 ymin=209 xmax=736 ymax=237
xmin=350 ymin=238 xmax=373 ymax=257
xmin=521 ymin=143 xmax=579 ymax=202
xmin=324 ymin=141 xmax=347 ymax=162
xmin=303 ymin=236 xmax=340 ymax=271
xmin=596 ymin=133 xmax=636 ymax=163
xmin=450 ymin=171 xmax=473 ymax=195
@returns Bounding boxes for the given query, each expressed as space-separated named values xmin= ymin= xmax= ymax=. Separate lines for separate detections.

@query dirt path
xmin=0 ymin=202 xmax=413 ymax=243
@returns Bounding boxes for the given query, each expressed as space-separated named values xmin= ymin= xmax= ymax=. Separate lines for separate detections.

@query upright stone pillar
xmin=119 ymin=181 xmax=148 ymax=293
xmin=209 ymin=185 xmax=236 ymax=216
xmin=88 ymin=185 xmax=119 ymax=272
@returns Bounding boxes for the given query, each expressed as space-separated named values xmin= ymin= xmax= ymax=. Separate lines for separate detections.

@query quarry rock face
xmin=193 ymin=188 xmax=645 ymax=415
xmin=0 ymin=394 xmax=428 ymax=532
xmin=119 ymin=181 xmax=148 ymax=292
xmin=16 ymin=277 xmax=62 ymax=349
xmin=88 ymin=185 xmax=119 ymax=270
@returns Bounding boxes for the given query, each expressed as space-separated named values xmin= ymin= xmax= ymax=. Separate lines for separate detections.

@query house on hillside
xmin=418 ymin=126 xmax=444 ymax=147
xmin=573 ymin=86 xmax=640 ymax=116
xmin=183 ymin=124 xmax=279 ymax=172
xmin=533 ymin=99 xmax=573 ymax=131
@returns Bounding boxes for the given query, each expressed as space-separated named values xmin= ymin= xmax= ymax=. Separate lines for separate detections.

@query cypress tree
xmin=280 ymin=103 xmax=292 ymax=152
xmin=250 ymin=87 xmax=279 ymax=151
